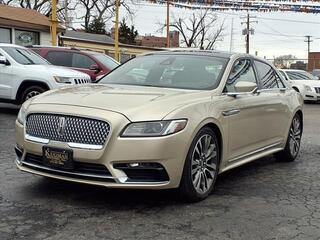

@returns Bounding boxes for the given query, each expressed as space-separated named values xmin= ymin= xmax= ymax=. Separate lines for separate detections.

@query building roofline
xmin=59 ymin=35 xmax=165 ymax=51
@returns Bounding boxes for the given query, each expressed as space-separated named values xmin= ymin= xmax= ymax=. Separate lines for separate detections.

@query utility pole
xmin=114 ymin=0 xmax=120 ymax=62
xmin=241 ymin=12 xmax=257 ymax=54
xmin=51 ymin=0 xmax=58 ymax=46
xmin=166 ymin=0 xmax=170 ymax=48
xmin=305 ymin=35 xmax=313 ymax=70
xmin=304 ymin=35 xmax=313 ymax=55
xmin=229 ymin=18 xmax=234 ymax=52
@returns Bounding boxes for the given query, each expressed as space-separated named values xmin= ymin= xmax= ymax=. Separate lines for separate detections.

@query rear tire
xmin=20 ymin=85 xmax=46 ymax=103
xmin=275 ymin=113 xmax=302 ymax=162
xmin=179 ymin=127 xmax=220 ymax=202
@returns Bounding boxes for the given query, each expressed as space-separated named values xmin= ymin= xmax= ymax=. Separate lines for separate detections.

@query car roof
xmin=142 ymin=50 xmax=273 ymax=64
xmin=0 ymin=43 xmax=26 ymax=48
xmin=280 ymin=69 xmax=306 ymax=72
xmin=143 ymin=49 xmax=235 ymax=59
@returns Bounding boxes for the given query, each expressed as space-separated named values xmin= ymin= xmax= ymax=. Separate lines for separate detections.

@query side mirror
xmin=226 ymin=81 xmax=258 ymax=97
xmin=89 ymin=64 xmax=100 ymax=73
xmin=234 ymin=81 xmax=257 ymax=93
xmin=0 ymin=56 xmax=9 ymax=65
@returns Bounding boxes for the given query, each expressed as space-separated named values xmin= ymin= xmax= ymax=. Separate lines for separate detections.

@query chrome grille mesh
xmin=26 ymin=114 xmax=110 ymax=146
xmin=315 ymin=87 xmax=320 ymax=94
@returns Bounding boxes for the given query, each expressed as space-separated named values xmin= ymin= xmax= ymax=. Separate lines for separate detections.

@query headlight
xmin=304 ymin=85 xmax=312 ymax=92
xmin=122 ymin=119 xmax=187 ymax=137
xmin=54 ymin=76 xmax=72 ymax=84
xmin=17 ymin=103 xmax=28 ymax=125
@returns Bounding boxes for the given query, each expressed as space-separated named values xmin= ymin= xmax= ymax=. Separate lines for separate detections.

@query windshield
xmin=99 ymin=54 xmax=228 ymax=90
xmin=92 ymin=53 xmax=119 ymax=70
xmin=1 ymin=47 xmax=49 ymax=65
xmin=286 ymin=70 xmax=318 ymax=80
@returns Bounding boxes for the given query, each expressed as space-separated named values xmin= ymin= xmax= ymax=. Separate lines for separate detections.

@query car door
xmin=0 ymin=50 xmax=13 ymax=99
xmin=222 ymin=58 xmax=279 ymax=162
xmin=253 ymin=60 xmax=291 ymax=144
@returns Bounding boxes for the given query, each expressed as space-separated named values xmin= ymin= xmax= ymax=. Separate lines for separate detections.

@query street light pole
xmin=51 ymin=0 xmax=57 ymax=46
xmin=114 ymin=0 xmax=120 ymax=62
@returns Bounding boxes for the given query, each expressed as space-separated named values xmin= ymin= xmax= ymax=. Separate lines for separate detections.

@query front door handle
xmin=222 ymin=109 xmax=240 ymax=116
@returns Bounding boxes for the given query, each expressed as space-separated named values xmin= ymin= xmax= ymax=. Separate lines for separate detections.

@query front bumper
xmin=15 ymin=106 xmax=190 ymax=189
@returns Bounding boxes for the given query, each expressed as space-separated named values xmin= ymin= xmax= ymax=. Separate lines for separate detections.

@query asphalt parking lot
xmin=0 ymin=103 xmax=319 ymax=240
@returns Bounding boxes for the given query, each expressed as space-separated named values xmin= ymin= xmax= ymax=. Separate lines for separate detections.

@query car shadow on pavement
xmin=23 ymin=155 xmax=286 ymax=208
xmin=0 ymin=106 xmax=19 ymax=115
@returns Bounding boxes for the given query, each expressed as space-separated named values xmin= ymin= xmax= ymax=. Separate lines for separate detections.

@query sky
xmin=116 ymin=2 xmax=320 ymax=60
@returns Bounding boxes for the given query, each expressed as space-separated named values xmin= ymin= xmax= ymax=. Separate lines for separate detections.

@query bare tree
xmin=0 ymin=0 xmax=77 ymax=20
xmin=159 ymin=9 xmax=224 ymax=49
xmin=78 ymin=0 xmax=134 ymax=32
xmin=273 ymin=54 xmax=297 ymax=68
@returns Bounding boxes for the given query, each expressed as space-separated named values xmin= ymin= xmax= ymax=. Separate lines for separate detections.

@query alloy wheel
xmin=191 ymin=134 xmax=218 ymax=194
xmin=25 ymin=91 xmax=40 ymax=101
xmin=289 ymin=116 xmax=302 ymax=157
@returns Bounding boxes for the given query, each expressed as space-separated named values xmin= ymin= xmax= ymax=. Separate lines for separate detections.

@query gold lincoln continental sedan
xmin=15 ymin=50 xmax=303 ymax=201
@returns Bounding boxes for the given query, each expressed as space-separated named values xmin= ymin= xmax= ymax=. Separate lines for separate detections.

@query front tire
xmin=275 ymin=113 xmax=302 ymax=162
xmin=20 ymin=85 xmax=46 ymax=103
xmin=179 ymin=127 xmax=220 ymax=202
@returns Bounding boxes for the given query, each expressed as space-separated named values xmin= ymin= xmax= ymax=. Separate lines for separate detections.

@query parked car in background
xmin=15 ymin=50 xmax=303 ymax=202
xmin=28 ymin=46 xmax=120 ymax=82
xmin=279 ymin=69 xmax=320 ymax=102
xmin=0 ymin=44 xmax=91 ymax=104
xmin=311 ymin=69 xmax=320 ymax=79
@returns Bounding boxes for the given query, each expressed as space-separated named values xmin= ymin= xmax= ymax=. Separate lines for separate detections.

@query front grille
xmin=74 ymin=78 xmax=91 ymax=84
xmin=26 ymin=114 xmax=110 ymax=146
xmin=315 ymin=87 xmax=320 ymax=94
xmin=23 ymin=153 xmax=114 ymax=182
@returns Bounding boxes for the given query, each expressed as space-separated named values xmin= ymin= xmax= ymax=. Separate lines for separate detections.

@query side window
xmin=255 ymin=61 xmax=284 ymax=89
xmin=226 ymin=59 xmax=257 ymax=92
xmin=72 ymin=53 xmax=96 ymax=69
xmin=46 ymin=51 xmax=72 ymax=67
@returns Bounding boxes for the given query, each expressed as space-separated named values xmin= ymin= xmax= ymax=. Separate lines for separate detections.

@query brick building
xmin=308 ymin=52 xmax=320 ymax=71
xmin=137 ymin=31 xmax=180 ymax=48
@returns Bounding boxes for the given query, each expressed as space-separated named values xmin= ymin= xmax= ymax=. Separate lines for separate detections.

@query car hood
xmin=290 ymin=80 xmax=320 ymax=87
xmin=31 ymin=84 xmax=208 ymax=121
xmin=23 ymin=64 xmax=90 ymax=78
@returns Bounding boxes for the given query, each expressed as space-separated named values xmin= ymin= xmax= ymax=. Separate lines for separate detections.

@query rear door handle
xmin=222 ymin=109 xmax=240 ymax=116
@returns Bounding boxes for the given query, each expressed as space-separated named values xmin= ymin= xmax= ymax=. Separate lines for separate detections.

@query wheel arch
xmin=202 ymin=122 xmax=223 ymax=165
xmin=16 ymin=80 xmax=50 ymax=104
xmin=188 ymin=118 xmax=225 ymax=169
xmin=294 ymin=109 xmax=303 ymax=132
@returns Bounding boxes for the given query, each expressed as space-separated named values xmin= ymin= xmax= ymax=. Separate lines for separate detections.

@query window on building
xmin=255 ymin=61 xmax=285 ymax=89
xmin=0 ymin=28 xmax=11 ymax=43
xmin=15 ymin=30 xmax=40 ymax=46
xmin=72 ymin=53 xmax=96 ymax=69
xmin=225 ymin=59 xmax=257 ymax=92
xmin=46 ymin=51 xmax=72 ymax=67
